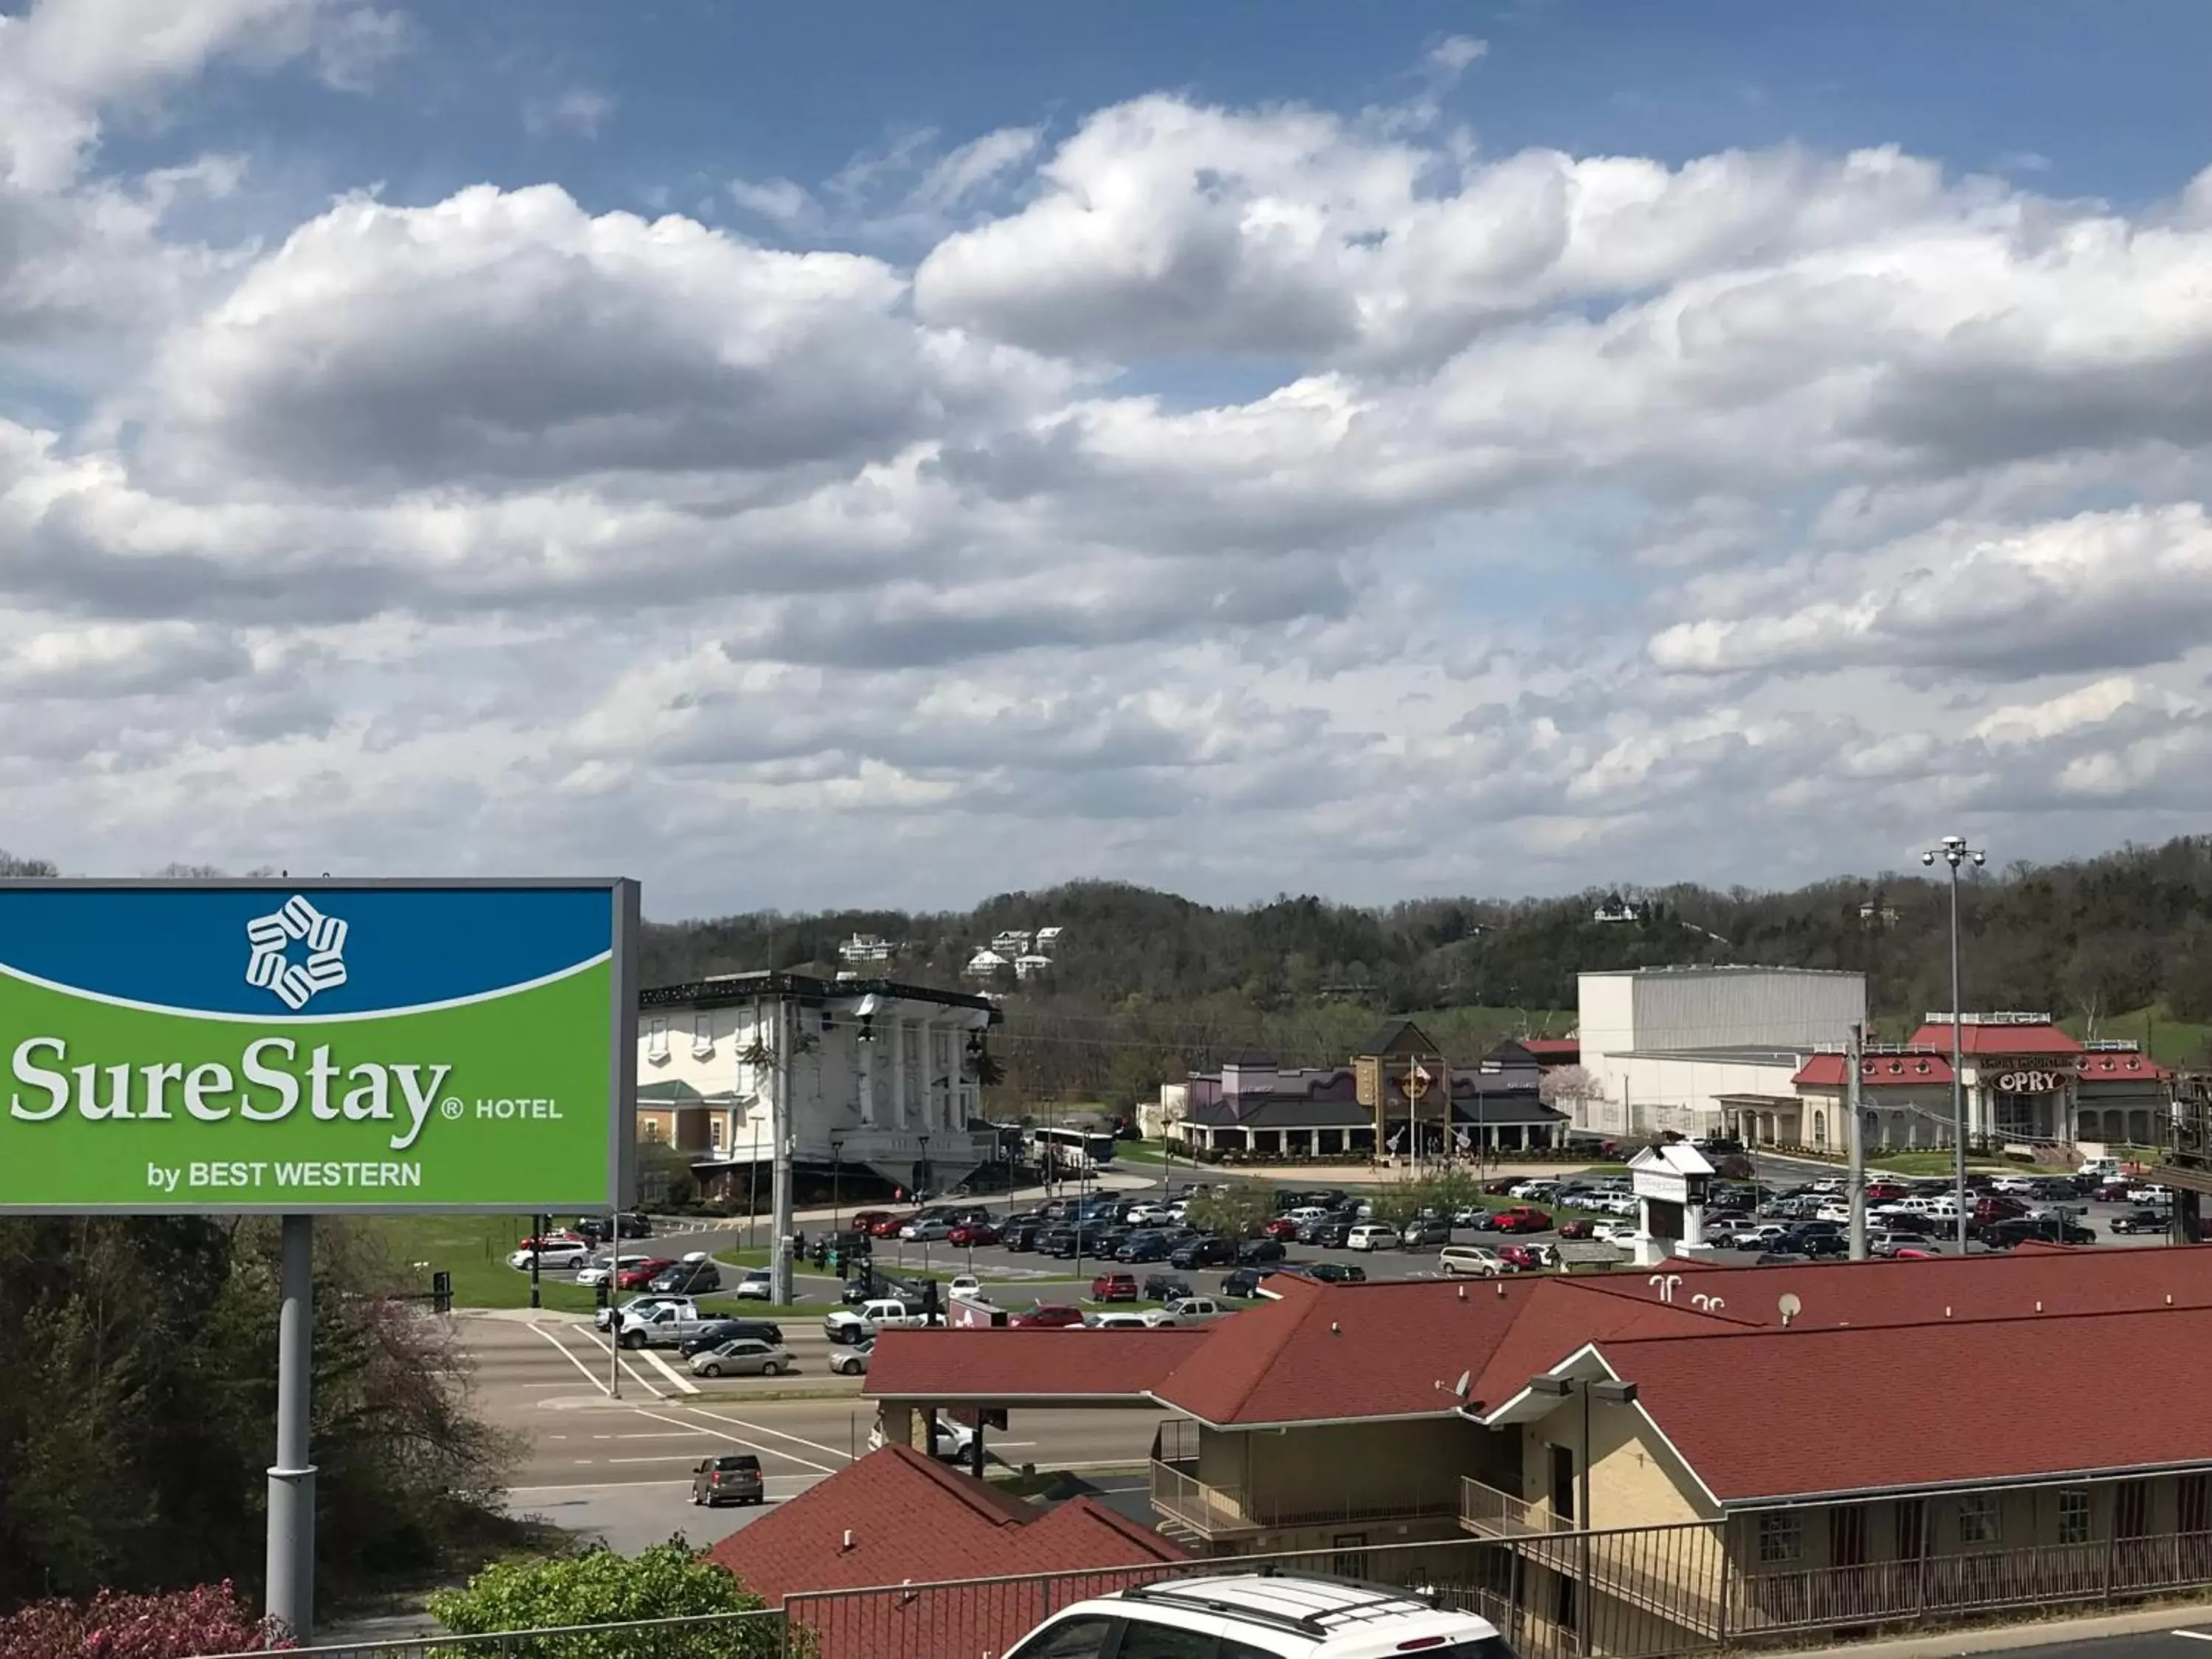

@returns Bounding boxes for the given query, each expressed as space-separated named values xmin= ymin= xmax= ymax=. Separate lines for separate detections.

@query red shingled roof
xmin=2078 ymin=1049 xmax=2171 ymax=1082
xmin=709 ymin=1445 xmax=1186 ymax=1659
xmin=1603 ymin=1305 xmax=2212 ymax=1502
xmin=867 ymin=1327 xmax=1206 ymax=1402
xmin=1793 ymin=1051 xmax=1955 ymax=1088
xmin=1571 ymin=1243 xmax=2212 ymax=1329
xmin=1520 ymin=1040 xmax=1581 ymax=1060
xmin=1905 ymin=1020 xmax=2081 ymax=1056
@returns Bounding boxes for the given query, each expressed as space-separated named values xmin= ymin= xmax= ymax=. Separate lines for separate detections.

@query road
xmin=1970 ymin=1623 xmax=2212 ymax=1659
xmin=462 ymin=1313 xmax=1166 ymax=1554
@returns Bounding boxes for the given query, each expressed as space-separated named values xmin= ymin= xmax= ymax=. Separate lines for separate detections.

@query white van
xmin=1439 ymin=1244 xmax=1505 ymax=1277
xmin=1346 ymin=1222 xmax=1401 ymax=1252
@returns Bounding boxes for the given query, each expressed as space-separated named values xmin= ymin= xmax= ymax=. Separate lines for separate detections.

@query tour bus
xmin=1026 ymin=1125 xmax=1119 ymax=1174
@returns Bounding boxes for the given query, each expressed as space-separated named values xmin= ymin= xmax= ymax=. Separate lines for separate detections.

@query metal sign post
xmin=267 ymin=1214 xmax=317 ymax=1638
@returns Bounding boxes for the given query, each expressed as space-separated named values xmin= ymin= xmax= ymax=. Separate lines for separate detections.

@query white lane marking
xmin=625 ymin=1405 xmax=840 ymax=1475
xmin=526 ymin=1323 xmax=611 ymax=1397
xmin=680 ymin=1404 xmax=855 ymax=1465
xmin=641 ymin=1346 xmax=701 ymax=1394
xmin=592 ymin=1431 xmax=700 ymax=1441
xmin=564 ymin=1323 xmax=672 ymax=1399
xmin=608 ymin=1455 xmax=706 ymax=1465
xmin=508 ymin=1475 xmax=825 ymax=1495
xmin=2169 ymin=1632 xmax=2212 ymax=1643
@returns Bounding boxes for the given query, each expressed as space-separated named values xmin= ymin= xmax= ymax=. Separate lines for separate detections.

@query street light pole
xmin=1924 ymin=834 xmax=1986 ymax=1254
xmin=831 ymin=1139 xmax=844 ymax=1234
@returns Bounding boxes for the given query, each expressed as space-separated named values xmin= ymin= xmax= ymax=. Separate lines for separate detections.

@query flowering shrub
xmin=0 ymin=1581 xmax=291 ymax=1658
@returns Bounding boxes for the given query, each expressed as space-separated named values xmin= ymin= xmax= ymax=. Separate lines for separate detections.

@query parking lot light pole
xmin=1924 ymin=835 xmax=1986 ymax=1253
xmin=830 ymin=1138 xmax=844 ymax=1234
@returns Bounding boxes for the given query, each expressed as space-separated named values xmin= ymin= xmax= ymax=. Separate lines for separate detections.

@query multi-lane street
xmin=462 ymin=1312 xmax=1166 ymax=1553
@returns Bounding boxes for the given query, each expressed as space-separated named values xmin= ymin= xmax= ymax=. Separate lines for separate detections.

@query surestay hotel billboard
xmin=0 ymin=880 xmax=638 ymax=1213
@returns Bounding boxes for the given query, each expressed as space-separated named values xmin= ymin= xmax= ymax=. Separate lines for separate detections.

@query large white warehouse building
xmin=1571 ymin=966 xmax=1868 ymax=1145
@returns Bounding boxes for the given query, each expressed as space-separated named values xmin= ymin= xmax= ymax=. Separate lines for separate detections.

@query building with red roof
xmin=1788 ymin=1014 xmax=2170 ymax=1156
xmin=706 ymin=1444 xmax=1186 ymax=1659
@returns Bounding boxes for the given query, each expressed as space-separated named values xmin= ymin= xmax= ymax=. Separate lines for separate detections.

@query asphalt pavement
xmin=461 ymin=1312 xmax=1166 ymax=1554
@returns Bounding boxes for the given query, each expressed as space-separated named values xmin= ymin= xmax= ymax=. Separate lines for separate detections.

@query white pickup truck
xmin=823 ymin=1297 xmax=932 ymax=1345
xmin=615 ymin=1298 xmax=720 ymax=1350
xmin=1141 ymin=1295 xmax=1228 ymax=1328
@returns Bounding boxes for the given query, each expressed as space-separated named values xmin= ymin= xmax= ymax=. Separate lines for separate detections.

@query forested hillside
xmin=638 ymin=836 xmax=2212 ymax=1101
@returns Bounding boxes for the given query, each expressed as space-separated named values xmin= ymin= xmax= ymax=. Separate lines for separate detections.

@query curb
xmin=1776 ymin=1601 xmax=2212 ymax=1659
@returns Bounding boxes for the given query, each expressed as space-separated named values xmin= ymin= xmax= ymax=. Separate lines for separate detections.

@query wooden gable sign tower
xmin=1355 ymin=1020 xmax=1450 ymax=1164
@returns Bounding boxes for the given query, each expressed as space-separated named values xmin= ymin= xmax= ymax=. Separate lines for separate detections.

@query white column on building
xmin=858 ymin=1023 xmax=876 ymax=1127
xmin=891 ymin=1017 xmax=908 ymax=1130
xmin=914 ymin=1018 xmax=936 ymax=1128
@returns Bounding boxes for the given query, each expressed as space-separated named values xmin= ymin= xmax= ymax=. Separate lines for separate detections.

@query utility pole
xmin=1924 ymin=835 xmax=1986 ymax=1254
xmin=266 ymin=1215 xmax=316 ymax=1640
xmin=771 ymin=992 xmax=796 ymax=1305
xmin=1846 ymin=1023 xmax=1867 ymax=1261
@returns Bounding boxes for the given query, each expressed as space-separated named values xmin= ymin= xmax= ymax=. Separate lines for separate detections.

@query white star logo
xmin=245 ymin=894 xmax=349 ymax=1010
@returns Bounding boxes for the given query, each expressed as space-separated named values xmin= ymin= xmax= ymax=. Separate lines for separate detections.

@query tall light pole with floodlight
xmin=1924 ymin=834 xmax=1986 ymax=1253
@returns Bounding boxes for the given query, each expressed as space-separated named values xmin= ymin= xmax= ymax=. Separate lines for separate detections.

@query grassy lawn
xmin=361 ymin=1214 xmax=602 ymax=1313
xmin=2059 ymin=1004 xmax=2210 ymax=1068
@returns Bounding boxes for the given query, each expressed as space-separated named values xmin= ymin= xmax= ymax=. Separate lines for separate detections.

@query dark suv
xmin=678 ymin=1318 xmax=785 ymax=1358
xmin=690 ymin=1453 xmax=763 ymax=1507
xmin=1170 ymin=1236 xmax=1236 ymax=1270
xmin=648 ymin=1256 xmax=723 ymax=1295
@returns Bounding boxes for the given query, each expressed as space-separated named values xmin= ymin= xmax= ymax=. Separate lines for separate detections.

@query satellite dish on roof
xmin=1777 ymin=1293 xmax=1802 ymax=1328
xmin=1452 ymin=1370 xmax=1472 ymax=1399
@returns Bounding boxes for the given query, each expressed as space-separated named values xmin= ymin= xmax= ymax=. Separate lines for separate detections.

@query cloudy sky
xmin=5 ymin=0 xmax=2212 ymax=919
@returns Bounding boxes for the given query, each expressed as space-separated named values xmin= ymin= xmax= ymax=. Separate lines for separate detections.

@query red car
xmin=1493 ymin=1206 xmax=1551 ymax=1234
xmin=947 ymin=1221 xmax=1000 ymax=1247
xmin=518 ymin=1230 xmax=586 ymax=1251
xmin=1262 ymin=1217 xmax=1302 ymax=1241
xmin=1497 ymin=1243 xmax=1550 ymax=1272
xmin=1089 ymin=1271 xmax=1139 ymax=1303
xmin=869 ymin=1214 xmax=911 ymax=1239
xmin=616 ymin=1257 xmax=675 ymax=1290
xmin=1009 ymin=1304 xmax=1085 ymax=1329
xmin=1484 ymin=1178 xmax=1523 ymax=1195
xmin=1555 ymin=1218 xmax=1596 ymax=1240
xmin=849 ymin=1210 xmax=895 ymax=1236
xmin=1864 ymin=1183 xmax=1910 ymax=1203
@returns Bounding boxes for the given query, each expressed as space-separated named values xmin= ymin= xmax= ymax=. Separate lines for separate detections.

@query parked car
xmin=1142 ymin=1295 xmax=1228 ymax=1327
xmin=2110 ymin=1209 xmax=2171 ymax=1235
xmin=1090 ymin=1271 xmax=1140 ymax=1303
xmin=1496 ymin=1242 xmax=1554 ymax=1272
xmin=1168 ymin=1239 xmax=1239 ymax=1274
xmin=1008 ymin=1303 xmax=1085 ymax=1329
xmin=827 ymin=1339 xmax=873 ymax=1376
xmin=1116 ymin=1231 xmax=1172 ymax=1263
xmin=947 ymin=1220 xmax=1001 ymax=1247
xmin=615 ymin=1257 xmax=676 ymax=1290
xmin=1299 ymin=1262 xmax=1366 ymax=1284
xmin=849 ymin=1210 xmax=897 ymax=1237
xmin=1262 ymin=1217 xmax=1303 ymax=1242
xmin=1219 ymin=1268 xmax=1269 ymax=1298
xmin=2127 ymin=1184 xmax=2174 ymax=1206
xmin=689 ymin=1338 xmax=790 ymax=1379
xmin=1492 ymin=1207 xmax=1551 ymax=1235
xmin=1439 ymin=1245 xmax=1506 ymax=1277
xmin=1141 ymin=1273 xmax=1194 ymax=1302
xmin=1346 ymin=1222 xmax=1400 ymax=1252
xmin=1298 ymin=1217 xmax=1353 ymax=1247
xmin=1001 ymin=1221 xmax=1043 ymax=1252
xmin=948 ymin=1273 xmax=983 ymax=1298
xmin=689 ymin=1453 xmax=763 ymax=1507
xmin=1555 ymin=1218 xmax=1597 ymax=1240
xmin=1399 ymin=1217 xmax=1450 ymax=1248
xmin=1237 ymin=1238 xmax=1287 ymax=1265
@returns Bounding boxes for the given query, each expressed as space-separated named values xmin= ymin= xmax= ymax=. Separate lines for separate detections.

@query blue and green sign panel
xmin=0 ymin=880 xmax=638 ymax=1213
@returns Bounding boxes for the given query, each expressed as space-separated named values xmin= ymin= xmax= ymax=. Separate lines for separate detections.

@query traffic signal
xmin=431 ymin=1270 xmax=452 ymax=1315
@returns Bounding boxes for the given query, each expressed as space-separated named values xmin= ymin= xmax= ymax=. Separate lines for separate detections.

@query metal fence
xmin=209 ymin=1517 xmax=2212 ymax=1659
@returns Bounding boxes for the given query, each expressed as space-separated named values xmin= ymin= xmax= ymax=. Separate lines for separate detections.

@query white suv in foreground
xmin=1003 ymin=1573 xmax=1514 ymax=1659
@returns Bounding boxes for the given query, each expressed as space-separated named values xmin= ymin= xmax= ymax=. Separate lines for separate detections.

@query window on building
xmin=1958 ymin=1495 xmax=2000 ymax=1548
xmin=1757 ymin=1512 xmax=1802 ymax=1565
xmin=1896 ymin=1498 xmax=1927 ymax=1561
xmin=692 ymin=1015 xmax=714 ymax=1057
xmin=1330 ymin=1532 xmax=1369 ymax=1579
xmin=2058 ymin=1489 xmax=2092 ymax=1546
xmin=641 ymin=1120 xmax=663 ymax=1144
xmin=710 ymin=1118 xmax=723 ymax=1151
xmin=2118 ymin=1480 xmax=2152 ymax=1540
xmin=645 ymin=1017 xmax=668 ymax=1061
xmin=2182 ymin=1474 xmax=2210 ymax=1535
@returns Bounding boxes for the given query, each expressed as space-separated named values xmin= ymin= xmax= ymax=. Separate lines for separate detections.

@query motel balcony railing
xmin=1149 ymin=1457 xmax=1463 ymax=1539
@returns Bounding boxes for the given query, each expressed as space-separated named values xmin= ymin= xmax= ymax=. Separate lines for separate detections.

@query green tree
xmin=428 ymin=1540 xmax=785 ymax=1659
xmin=1184 ymin=1186 xmax=1274 ymax=1240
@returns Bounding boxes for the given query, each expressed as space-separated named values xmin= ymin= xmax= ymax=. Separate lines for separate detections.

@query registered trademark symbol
xmin=440 ymin=1097 xmax=463 ymax=1119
